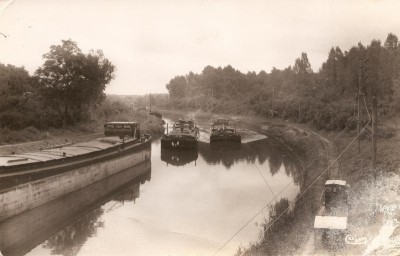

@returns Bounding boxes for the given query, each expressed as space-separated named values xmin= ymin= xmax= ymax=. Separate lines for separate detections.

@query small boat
xmin=0 ymin=121 xmax=151 ymax=221
xmin=161 ymin=119 xmax=199 ymax=149
xmin=210 ymin=119 xmax=241 ymax=143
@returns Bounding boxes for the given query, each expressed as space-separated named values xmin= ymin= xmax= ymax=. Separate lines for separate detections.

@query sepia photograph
xmin=1 ymin=0 xmax=400 ymax=255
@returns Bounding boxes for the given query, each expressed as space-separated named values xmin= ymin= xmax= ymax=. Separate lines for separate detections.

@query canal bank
xmin=242 ymin=119 xmax=336 ymax=256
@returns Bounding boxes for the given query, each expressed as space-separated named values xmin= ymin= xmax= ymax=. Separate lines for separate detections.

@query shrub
xmin=0 ymin=111 xmax=27 ymax=130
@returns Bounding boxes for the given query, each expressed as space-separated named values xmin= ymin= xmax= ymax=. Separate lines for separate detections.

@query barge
xmin=210 ymin=119 xmax=241 ymax=143
xmin=0 ymin=121 xmax=151 ymax=221
xmin=161 ymin=119 xmax=199 ymax=149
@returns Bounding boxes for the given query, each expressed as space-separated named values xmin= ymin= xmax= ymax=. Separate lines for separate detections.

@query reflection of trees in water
xmin=245 ymin=189 xmax=317 ymax=255
xmin=43 ymin=208 xmax=104 ymax=256
xmin=257 ymin=198 xmax=294 ymax=256
xmin=198 ymin=139 xmax=302 ymax=185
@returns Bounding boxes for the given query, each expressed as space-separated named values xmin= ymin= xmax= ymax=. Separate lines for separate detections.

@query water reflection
xmin=0 ymin=161 xmax=151 ymax=256
xmin=160 ymin=148 xmax=198 ymax=166
xmin=198 ymin=139 xmax=301 ymax=185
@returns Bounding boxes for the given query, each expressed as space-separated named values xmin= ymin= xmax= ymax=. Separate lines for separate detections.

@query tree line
xmin=166 ymin=33 xmax=400 ymax=130
xmin=0 ymin=40 xmax=115 ymax=130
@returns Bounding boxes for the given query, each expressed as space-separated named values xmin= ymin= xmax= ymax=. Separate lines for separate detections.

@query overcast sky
xmin=0 ymin=0 xmax=399 ymax=95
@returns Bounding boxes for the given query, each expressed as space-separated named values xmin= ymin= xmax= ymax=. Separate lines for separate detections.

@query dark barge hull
xmin=0 ymin=137 xmax=151 ymax=221
xmin=161 ymin=136 xmax=197 ymax=149
xmin=210 ymin=134 xmax=241 ymax=143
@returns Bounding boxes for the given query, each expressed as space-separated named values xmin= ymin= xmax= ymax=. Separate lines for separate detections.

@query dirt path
xmin=286 ymin=126 xmax=340 ymax=256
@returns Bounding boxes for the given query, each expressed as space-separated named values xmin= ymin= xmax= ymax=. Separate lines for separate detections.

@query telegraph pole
xmin=358 ymin=59 xmax=368 ymax=153
xmin=372 ymin=95 xmax=377 ymax=172
xmin=357 ymin=62 xmax=362 ymax=153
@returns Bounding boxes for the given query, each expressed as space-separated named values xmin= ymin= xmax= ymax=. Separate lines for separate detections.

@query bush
xmin=0 ymin=111 xmax=27 ymax=130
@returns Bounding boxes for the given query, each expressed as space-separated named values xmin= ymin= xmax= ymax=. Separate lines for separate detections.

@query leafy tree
xmin=35 ymin=39 xmax=115 ymax=125
xmin=166 ymin=76 xmax=188 ymax=98
xmin=0 ymin=64 xmax=42 ymax=129
xmin=293 ymin=52 xmax=315 ymax=97
xmin=365 ymin=40 xmax=393 ymax=100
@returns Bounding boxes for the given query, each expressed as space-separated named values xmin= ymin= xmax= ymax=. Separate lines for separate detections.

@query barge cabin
xmin=104 ymin=121 xmax=141 ymax=139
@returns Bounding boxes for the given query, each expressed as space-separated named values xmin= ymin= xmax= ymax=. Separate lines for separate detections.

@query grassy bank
xmin=243 ymin=116 xmax=400 ymax=255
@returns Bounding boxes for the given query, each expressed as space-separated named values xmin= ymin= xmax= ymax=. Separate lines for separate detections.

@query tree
xmin=166 ymin=76 xmax=188 ymax=108
xmin=365 ymin=39 xmax=393 ymax=99
xmin=293 ymin=52 xmax=315 ymax=97
xmin=35 ymin=40 xmax=115 ymax=125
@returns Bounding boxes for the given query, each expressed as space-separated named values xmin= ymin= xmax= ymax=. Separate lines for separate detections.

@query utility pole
xmin=372 ymin=95 xmax=377 ymax=173
xmin=358 ymin=59 xmax=368 ymax=153
xmin=357 ymin=61 xmax=363 ymax=153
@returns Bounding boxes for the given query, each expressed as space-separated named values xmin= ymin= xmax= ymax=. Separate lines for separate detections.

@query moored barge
xmin=161 ymin=119 xmax=199 ymax=149
xmin=210 ymin=119 xmax=241 ymax=143
xmin=0 ymin=121 xmax=151 ymax=221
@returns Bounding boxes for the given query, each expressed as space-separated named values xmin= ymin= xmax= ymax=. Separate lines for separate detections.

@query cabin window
xmin=115 ymin=124 xmax=123 ymax=129
xmin=123 ymin=124 xmax=131 ymax=129
xmin=106 ymin=124 xmax=114 ymax=129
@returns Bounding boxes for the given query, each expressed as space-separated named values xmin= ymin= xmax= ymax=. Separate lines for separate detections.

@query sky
xmin=0 ymin=0 xmax=399 ymax=95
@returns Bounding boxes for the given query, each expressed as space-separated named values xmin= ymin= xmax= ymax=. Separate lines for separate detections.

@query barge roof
xmin=0 ymin=137 xmax=134 ymax=167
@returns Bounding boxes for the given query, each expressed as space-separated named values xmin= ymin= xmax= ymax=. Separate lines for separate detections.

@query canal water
xmin=0 ymin=120 xmax=301 ymax=256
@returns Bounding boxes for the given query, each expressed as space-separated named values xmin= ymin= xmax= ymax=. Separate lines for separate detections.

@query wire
xmin=211 ymin=177 xmax=295 ymax=256
xmin=211 ymin=131 xmax=328 ymax=255
xmin=363 ymin=94 xmax=371 ymax=120
xmin=244 ymin=144 xmax=279 ymax=202
xmin=237 ymin=119 xmax=371 ymax=256
xmin=213 ymin=119 xmax=371 ymax=256
xmin=333 ymin=116 xmax=356 ymax=141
